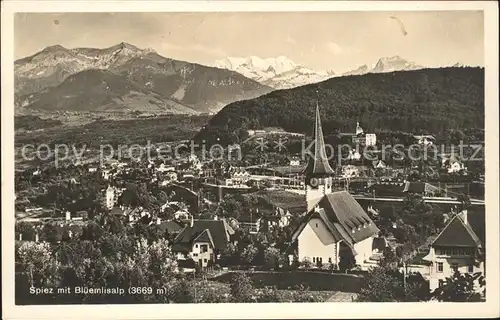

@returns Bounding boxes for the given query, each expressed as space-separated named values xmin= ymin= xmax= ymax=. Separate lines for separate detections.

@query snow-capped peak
xmin=213 ymin=55 xmax=336 ymax=89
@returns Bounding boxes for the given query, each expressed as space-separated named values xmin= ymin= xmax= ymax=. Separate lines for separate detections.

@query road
xmin=352 ymin=195 xmax=485 ymax=206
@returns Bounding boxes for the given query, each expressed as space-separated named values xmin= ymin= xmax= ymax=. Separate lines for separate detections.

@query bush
xmin=230 ymin=273 xmax=254 ymax=302
xmin=256 ymin=286 xmax=286 ymax=303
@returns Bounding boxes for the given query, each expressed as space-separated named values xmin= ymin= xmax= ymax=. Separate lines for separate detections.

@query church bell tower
xmin=303 ymin=101 xmax=335 ymax=211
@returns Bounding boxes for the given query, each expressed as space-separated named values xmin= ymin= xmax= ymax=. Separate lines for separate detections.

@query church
xmin=290 ymin=103 xmax=380 ymax=269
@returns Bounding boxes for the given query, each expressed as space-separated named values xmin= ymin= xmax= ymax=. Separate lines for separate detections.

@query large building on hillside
xmin=290 ymin=103 xmax=380 ymax=269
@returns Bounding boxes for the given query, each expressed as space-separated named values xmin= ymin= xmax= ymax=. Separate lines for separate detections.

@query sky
xmin=14 ymin=11 xmax=484 ymax=73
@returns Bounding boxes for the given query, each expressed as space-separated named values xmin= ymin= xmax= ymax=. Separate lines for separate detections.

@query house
xmin=350 ymin=122 xmax=377 ymax=146
xmin=347 ymin=149 xmax=362 ymax=161
xmin=372 ymin=160 xmax=387 ymax=169
xmin=290 ymin=191 xmax=380 ymax=268
xmin=156 ymin=163 xmax=176 ymax=173
xmin=442 ymin=155 xmax=467 ymax=174
xmin=157 ymin=219 xmax=185 ymax=238
xmin=342 ymin=165 xmax=360 ymax=178
xmin=172 ymin=219 xmax=235 ymax=268
xmin=422 ymin=210 xmax=485 ymax=293
xmin=403 ymin=181 xmax=440 ymax=197
xmin=228 ymin=167 xmax=250 ymax=186
xmin=237 ymin=210 xmax=262 ymax=234
xmin=289 ymin=157 xmax=301 ymax=166
xmin=414 ymin=135 xmax=435 ymax=146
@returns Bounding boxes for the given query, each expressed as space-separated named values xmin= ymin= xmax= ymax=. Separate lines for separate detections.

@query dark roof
xmin=194 ymin=229 xmax=215 ymax=247
xmin=432 ymin=213 xmax=482 ymax=248
xmin=271 ymin=165 xmax=307 ymax=175
xmin=178 ymin=259 xmax=196 ymax=269
xmin=291 ymin=191 xmax=379 ymax=250
xmin=172 ymin=219 xmax=234 ymax=252
xmin=467 ymin=210 xmax=485 ymax=245
xmin=242 ymin=190 xmax=307 ymax=215
xmin=403 ymin=182 xmax=439 ymax=194
xmin=157 ymin=220 xmax=185 ymax=234
xmin=303 ymin=103 xmax=335 ymax=177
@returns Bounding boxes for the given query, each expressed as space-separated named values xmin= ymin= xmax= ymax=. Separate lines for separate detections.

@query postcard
xmin=2 ymin=1 xmax=499 ymax=319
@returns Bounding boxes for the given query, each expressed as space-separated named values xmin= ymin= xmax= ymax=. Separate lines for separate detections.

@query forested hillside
xmin=195 ymin=67 xmax=484 ymax=144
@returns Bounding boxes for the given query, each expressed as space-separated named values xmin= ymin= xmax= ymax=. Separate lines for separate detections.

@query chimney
xmin=18 ymin=233 xmax=22 ymax=241
xmin=190 ymin=215 xmax=194 ymax=228
xmin=65 ymin=211 xmax=71 ymax=221
xmin=35 ymin=233 xmax=39 ymax=242
xmin=156 ymin=217 xmax=161 ymax=225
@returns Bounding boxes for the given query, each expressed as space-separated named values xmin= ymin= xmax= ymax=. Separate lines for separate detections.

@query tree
xmin=263 ymin=247 xmax=282 ymax=270
xmin=257 ymin=286 xmax=286 ymax=303
xmin=432 ymin=271 xmax=485 ymax=302
xmin=17 ymin=242 xmax=60 ymax=288
xmin=457 ymin=193 xmax=471 ymax=212
xmin=300 ymin=257 xmax=313 ymax=269
xmin=356 ymin=266 xmax=404 ymax=302
xmin=230 ymin=273 xmax=254 ymax=302
xmin=338 ymin=249 xmax=356 ymax=272
xmin=240 ymin=243 xmax=258 ymax=265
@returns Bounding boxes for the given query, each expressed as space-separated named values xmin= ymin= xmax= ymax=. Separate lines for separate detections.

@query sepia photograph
xmin=2 ymin=1 xmax=499 ymax=319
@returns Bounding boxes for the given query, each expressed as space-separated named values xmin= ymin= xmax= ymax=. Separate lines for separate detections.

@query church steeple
xmin=304 ymin=101 xmax=335 ymax=177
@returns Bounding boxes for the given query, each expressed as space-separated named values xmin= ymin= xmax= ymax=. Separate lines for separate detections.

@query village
xmin=14 ymin=102 xmax=486 ymax=303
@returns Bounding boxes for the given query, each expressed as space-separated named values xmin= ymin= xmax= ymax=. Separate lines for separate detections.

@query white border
xmin=2 ymin=1 xmax=499 ymax=319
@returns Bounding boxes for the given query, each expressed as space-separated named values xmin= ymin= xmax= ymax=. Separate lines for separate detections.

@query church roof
xmin=303 ymin=102 xmax=335 ymax=177
xmin=291 ymin=191 xmax=379 ymax=251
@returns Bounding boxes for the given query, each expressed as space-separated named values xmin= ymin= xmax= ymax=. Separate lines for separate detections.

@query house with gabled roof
xmin=290 ymin=190 xmax=380 ymax=269
xmin=422 ymin=210 xmax=485 ymax=292
xmin=171 ymin=219 xmax=235 ymax=268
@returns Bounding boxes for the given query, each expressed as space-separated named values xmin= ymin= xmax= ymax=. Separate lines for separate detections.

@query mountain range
xmin=195 ymin=67 xmax=484 ymax=145
xmin=214 ymin=56 xmax=336 ymax=89
xmin=15 ymin=43 xmax=272 ymax=114
xmin=213 ymin=55 xmax=427 ymax=89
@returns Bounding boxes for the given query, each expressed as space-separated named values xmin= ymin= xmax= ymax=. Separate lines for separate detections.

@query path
xmin=325 ymin=292 xmax=358 ymax=302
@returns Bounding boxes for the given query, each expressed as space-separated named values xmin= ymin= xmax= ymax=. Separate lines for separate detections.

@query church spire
xmin=304 ymin=101 xmax=335 ymax=176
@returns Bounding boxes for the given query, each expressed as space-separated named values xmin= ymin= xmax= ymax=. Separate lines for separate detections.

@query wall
xmin=427 ymin=247 xmax=484 ymax=291
xmin=213 ymin=271 xmax=363 ymax=292
xmin=297 ymin=217 xmax=338 ymax=265
xmin=353 ymin=236 xmax=375 ymax=266
xmin=191 ymin=241 xmax=214 ymax=267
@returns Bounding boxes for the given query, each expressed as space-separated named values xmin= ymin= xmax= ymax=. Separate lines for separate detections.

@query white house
xmin=422 ymin=210 xmax=485 ymax=293
xmin=423 ymin=210 xmax=484 ymax=286
xmin=347 ymin=149 xmax=362 ymax=161
xmin=372 ymin=160 xmax=387 ymax=169
xmin=365 ymin=133 xmax=377 ymax=146
xmin=172 ymin=219 xmax=235 ymax=268
xmin=342 ymin=165 xmax=360 ymax=178
xmin=291 ymin=191 xmax=380 ymax=268
xmin=442 ymin=156 xmax=467 ymax=174
xmin=289 ymin=157 xmax=301 ymax=166
xmin=414 ymin=135 xmax=435 ymax=146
